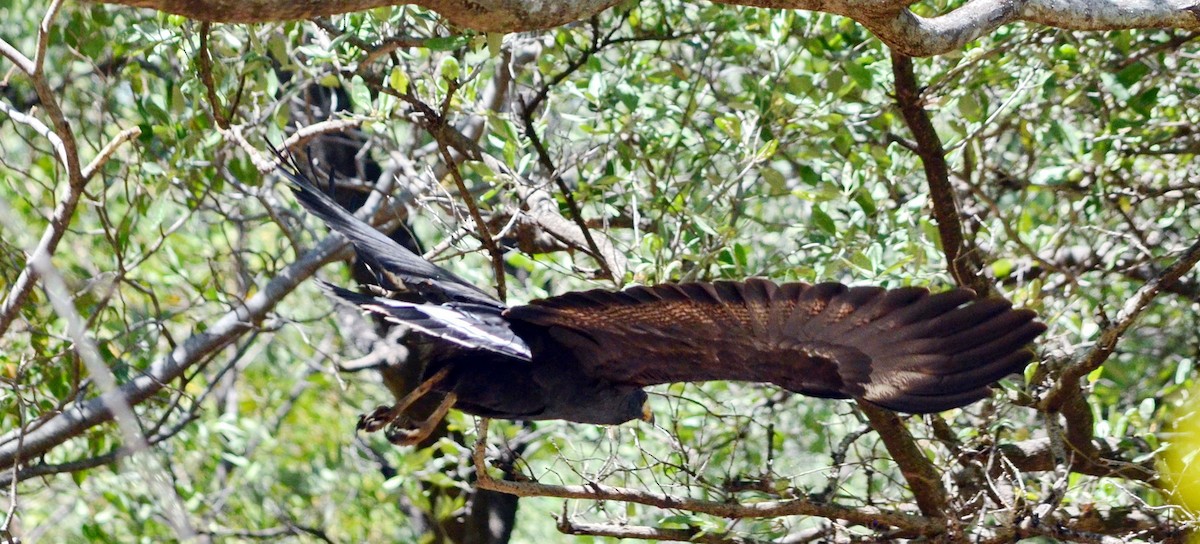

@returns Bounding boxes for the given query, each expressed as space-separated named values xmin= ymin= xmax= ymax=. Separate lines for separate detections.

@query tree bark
xmin=98 ymin=0 xmax=1200 ymax=56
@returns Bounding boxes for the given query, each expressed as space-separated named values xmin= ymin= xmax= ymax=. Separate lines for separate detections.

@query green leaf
xmin=1116 ymin=62 xmax=1150 ymax=87
xmin=425 ymin=35 xmax=470 ymax=51
xmin=991 ymin=258 xmax=1014 ymax=279
xmin=811 ymin=206 xmax=836 ymax=235
xmin=844 ymin=59 xmax=874 ymax=89
xmin=761 ymin=166 xmax=786 ymax=194
xmin=438 ymin=56 xmax=461 ymax=81
xmin=388 ymin=66 xmax=410 ymax=94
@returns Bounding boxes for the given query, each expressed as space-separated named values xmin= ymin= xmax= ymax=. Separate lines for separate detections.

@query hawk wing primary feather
xmin=318 ymin=281 xmax=532 ymax=360
xmin=281 ymin=166 xmax=501 ymax=308
xmin=505 ymin=278 xmax=1046 ymax=413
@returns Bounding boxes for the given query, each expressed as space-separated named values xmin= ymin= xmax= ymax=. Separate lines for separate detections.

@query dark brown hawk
xmin=285 ymin=168 xmax=1045 ymax=444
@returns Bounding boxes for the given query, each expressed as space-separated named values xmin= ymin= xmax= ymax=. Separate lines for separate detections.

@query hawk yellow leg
xmin=357 ymin=366 xmax=452 ymax=436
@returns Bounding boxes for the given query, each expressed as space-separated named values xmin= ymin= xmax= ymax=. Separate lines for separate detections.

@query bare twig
xmin=81 ymin=126 xmax=142 ymax=180
xmin=471 ymin=419 xmax=941 ymax=535
xmin=518 ymin=99 xmax=619 ymax=281
xmin=435 ymin=140 xmax=508 ymax=301
xmin=558 ymin=518 xmax=774 ymax=543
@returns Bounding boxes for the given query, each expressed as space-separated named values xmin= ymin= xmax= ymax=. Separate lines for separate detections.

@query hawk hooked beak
xmin=640 ymin=401 xmax=655 ymax=424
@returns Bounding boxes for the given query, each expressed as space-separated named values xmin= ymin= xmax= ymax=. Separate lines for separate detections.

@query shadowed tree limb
xmin=857 ymin=403 xmax=949 ymax=519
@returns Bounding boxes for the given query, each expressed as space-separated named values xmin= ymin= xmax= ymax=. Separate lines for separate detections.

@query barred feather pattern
xmin=505 ymin=279 xmax=1046 ymax=413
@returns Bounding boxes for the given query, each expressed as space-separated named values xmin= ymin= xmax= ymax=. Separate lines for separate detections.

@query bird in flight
xmin=283 ymin=167 xmax=1046 ymax=445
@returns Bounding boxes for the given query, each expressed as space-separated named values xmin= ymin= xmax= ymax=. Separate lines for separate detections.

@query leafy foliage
xmin=1 ymin=1 xmax=1197 ymax=542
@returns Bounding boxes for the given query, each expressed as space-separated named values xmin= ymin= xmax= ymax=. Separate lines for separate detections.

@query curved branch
xmin=0 ymin=0 xmax=87 ymax=338
xmin=1041 ymin=235 xmax=1200 ymax=412
xmin=0 ymin=230 xmax=351 ymax=473
xmin=92 ymin=0 xmax=1200 ymax=55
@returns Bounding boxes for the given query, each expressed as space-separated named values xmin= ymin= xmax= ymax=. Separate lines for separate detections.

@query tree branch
xmin=0 ymin=223 xmax=357 ymax=473
xmin=856 ymin=403 xmax=948 ymax=519
xmin=1040 ymin=235 xmax=1200 ymax=412
xmin=470 ymin=420 xmax=942 ymax=536
xmin=557 ymin=518 xmax=787 ymax=543
xmin=0 ymin=0 xmax=87 ymax=338
xmin=90 ymin=0 xmax=1200 ymax=56
xmin=890 ymin=51 xmax=989 ymax=295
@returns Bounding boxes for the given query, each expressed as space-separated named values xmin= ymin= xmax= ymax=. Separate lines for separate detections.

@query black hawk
xmin=285 ymin=169 xmax=1045 ymax=444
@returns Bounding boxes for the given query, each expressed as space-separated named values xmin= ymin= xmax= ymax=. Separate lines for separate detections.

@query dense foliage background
xmin=1 ymin=1 xmax=1198 ymax=541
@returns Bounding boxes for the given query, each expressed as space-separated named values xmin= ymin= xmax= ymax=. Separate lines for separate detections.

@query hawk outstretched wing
xmin=506 ymin=279 xmax=1045 ymax=413
xmin=283 ymin=162 xmax=1045 ymax=431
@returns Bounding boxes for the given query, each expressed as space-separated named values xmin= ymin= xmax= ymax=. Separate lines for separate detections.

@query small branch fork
xmin=471 ymin=419 xmax=943 ymax=537
xmin=0 ymin=0 xmax=142 ymax=338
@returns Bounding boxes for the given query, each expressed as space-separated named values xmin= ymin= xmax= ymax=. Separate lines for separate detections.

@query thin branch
xmin=1041 ymin=235 xmax=1200 ymax=411
xmin=82 ymin=126 xmax=142 ymax=180
xmin=435 ymin=140 xmax=508 ymax=301
xmin=283 ymin=119 xmax=365 ymax=152
xmin=557 ymin=518 xmax=774 ymax=543
xmin=518 ymin=98 xmax=618 ymax=281
xmin=481 ymin=154 xmax=628 ymax=280
xmin=0 ymin=221 xmax=356 ymax=473
xmin=471 ymin=419 xmax=942 ymax=535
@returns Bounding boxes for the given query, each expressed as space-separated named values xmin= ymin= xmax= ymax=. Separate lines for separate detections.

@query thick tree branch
xmin=891 ymin=51 xmax=990 ymax=295
xmin=92 ymin=0 xmax=1200 ymax=56
xmin=856 ymin=403 xmax=948 ymax=519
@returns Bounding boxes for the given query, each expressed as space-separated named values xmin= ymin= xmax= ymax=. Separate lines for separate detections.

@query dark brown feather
xmin=505 ymin=279 xmax=1045 ymax=413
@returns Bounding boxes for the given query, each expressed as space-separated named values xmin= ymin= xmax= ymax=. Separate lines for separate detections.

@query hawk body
xmin=286 ymin=168 xmax=1045 ymax=426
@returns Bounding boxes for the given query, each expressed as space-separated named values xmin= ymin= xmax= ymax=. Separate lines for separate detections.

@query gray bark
xmin=101 ymin=0 xmax=1200 ymax=56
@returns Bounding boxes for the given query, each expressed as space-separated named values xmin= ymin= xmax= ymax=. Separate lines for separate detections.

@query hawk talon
xmin=357 ymin=405 xmax=396 ymax=432
xmin=382 ymin=392 xmax=458 ymax=446
xmin=357 ymin=367 xmax=452 ymax=438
